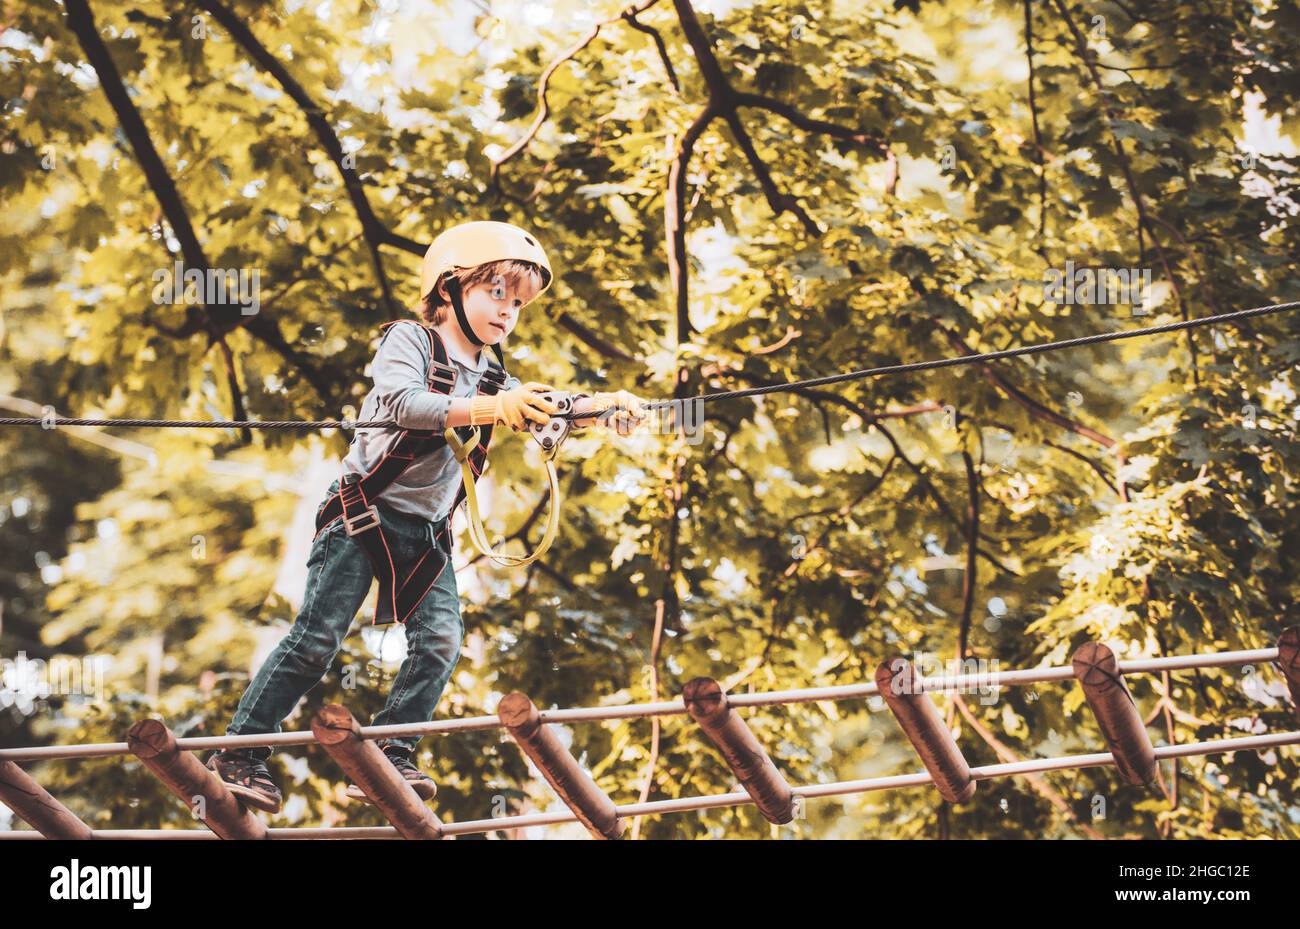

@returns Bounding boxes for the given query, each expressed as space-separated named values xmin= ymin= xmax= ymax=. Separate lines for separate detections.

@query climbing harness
xmin=311 ymin=320 xmax=559 ymax=625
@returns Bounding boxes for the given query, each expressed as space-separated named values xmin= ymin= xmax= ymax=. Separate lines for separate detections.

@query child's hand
xmin=470 ymin=382 xmax=560 ymax=431
xmin=584 ymin=390 xmax=648 ymax=436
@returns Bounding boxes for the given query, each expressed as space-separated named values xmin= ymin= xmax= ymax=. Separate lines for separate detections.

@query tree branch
xmin=490 ymin=0 xmax=664 ymax=197
xmin=731 ymin=91 xmax=889 ymax=155
xmin=196 ymin=0 xmax=417 ymax=312
xmin=1048 ymin=0 xmax=1199 ymax=385
xmin=1023 ymin=0 xmax=1048 ymax=256
xmin=732 ymin=377 xmax=1018 ymax=575
xmin=630 ymin=595 xmax=666 ymax=840
xmin=64 ymin=0 xmax=249 ymax=424
xmin=1043 ymin=439 xmax=1120 ymax=495
xmin=553 ymin=310 xmax=638 ymax=362
xmin=953 ymin=692 xmax=1106 ymax=839
xmin=958 ymin=450 xmax=979 ymax=660
xmin=666 ymin=104 xmax=719 ymax=340
xmin=935 ymin=322 xmax=1129 ymax=501
xmin=622 ymin=5 xmax=681 ymax=95
xmin=720 ymin=107 xmax=821 ymax=236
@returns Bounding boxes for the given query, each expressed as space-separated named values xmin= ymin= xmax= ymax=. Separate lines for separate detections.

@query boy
xmin=205 ymin=221 xmax=645 ymax=812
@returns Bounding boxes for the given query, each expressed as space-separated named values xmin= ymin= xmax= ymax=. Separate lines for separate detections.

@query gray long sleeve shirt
xmin=340 ymin=321 xmax=521 ymax=523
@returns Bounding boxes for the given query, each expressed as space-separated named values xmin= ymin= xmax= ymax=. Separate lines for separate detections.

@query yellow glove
xmin=580 ymin=390 xmax=648 ymax=436
xmin=469 ymin=382 xmax=560 ymax=431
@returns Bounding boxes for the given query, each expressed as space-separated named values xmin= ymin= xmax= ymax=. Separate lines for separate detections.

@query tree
xmin=1 ymin=0 xmax=1296 ymax=838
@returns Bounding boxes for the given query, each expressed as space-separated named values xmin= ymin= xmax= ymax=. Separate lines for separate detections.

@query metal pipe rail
xmin=3 ymin=730 xmax=1295 ymax=839
xmin=0 ymin=645 xmax=1282 ymax=764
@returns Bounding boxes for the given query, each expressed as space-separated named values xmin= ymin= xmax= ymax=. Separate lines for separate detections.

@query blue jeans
xmin=226 ymin=480 xmax=462 ymax=758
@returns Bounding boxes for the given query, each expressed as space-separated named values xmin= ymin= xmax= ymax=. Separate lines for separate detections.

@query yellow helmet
xmin=420 ymin=220 xmax=553 ymax=304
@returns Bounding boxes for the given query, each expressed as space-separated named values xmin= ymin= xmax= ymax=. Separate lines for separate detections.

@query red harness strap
xmin=314 ymin=321 xmax=507 ymax=625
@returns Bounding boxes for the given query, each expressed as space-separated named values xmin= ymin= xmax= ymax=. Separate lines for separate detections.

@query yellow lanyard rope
xmin=443 ymin=426 xmax=561 ymax=567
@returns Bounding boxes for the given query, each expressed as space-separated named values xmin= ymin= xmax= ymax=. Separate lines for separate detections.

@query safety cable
xmin=1 ymin=299 xmax=1296 ymax=431
xmin=631 ymin=298 xmax=1300 ymax=413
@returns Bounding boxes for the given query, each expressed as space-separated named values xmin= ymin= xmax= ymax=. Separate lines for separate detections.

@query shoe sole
xmin=221 ymin=780 xmax=283 ymax=814
xmin=345 ymin=780 xmax=437 ymax=803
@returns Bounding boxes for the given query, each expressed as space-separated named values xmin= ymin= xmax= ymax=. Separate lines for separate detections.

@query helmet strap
xmin=444 ymin=276 xmax=484 ymax=347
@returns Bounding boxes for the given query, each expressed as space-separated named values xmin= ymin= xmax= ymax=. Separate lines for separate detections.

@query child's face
xmin=454 ymin=273 xmax=542 ymax=345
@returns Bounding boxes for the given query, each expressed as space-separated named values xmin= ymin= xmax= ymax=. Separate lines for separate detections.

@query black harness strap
xmin=314 ymin=321 xmax=508 ymax=626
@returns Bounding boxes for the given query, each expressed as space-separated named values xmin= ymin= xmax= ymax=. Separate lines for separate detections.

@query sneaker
xmin=346 ymin=741 xmax=437 ymax=803
xmin=205 ymin=748 xmax=283 ymax=814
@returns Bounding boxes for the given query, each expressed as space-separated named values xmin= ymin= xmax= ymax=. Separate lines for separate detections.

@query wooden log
xmin=874 ymin=658 xmax=977 ymax=803
xmin=682 ymin=677 xmax=795 ymax=824
xmin=311 ymin=704 xmax=443 ymax=840
xmin=0 ymin=760 xmax=93 ymax=839
xmin=498 ymin=692 xmax=625 ymax=839
xmin=1072 ymin=642 xmax=1157 ymax=786
xmin=127 ymin=718 xmax=268 ymax=839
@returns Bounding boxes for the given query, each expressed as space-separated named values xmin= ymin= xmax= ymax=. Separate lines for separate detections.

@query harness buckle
xmin=428 ymin=359 xmax=458 ymax=393
xmin=342 ymin=504 xmax=382 ymax=536
xmin=481 ymin=366 xmax=507 ymax=393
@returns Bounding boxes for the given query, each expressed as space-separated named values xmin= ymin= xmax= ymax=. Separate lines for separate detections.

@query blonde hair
xmin=415 ymin=259 xmax=546 ymax=325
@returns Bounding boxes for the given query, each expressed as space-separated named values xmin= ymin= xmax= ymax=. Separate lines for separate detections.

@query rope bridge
xmin=2 ymin=631 xmax=1297 ymax=839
